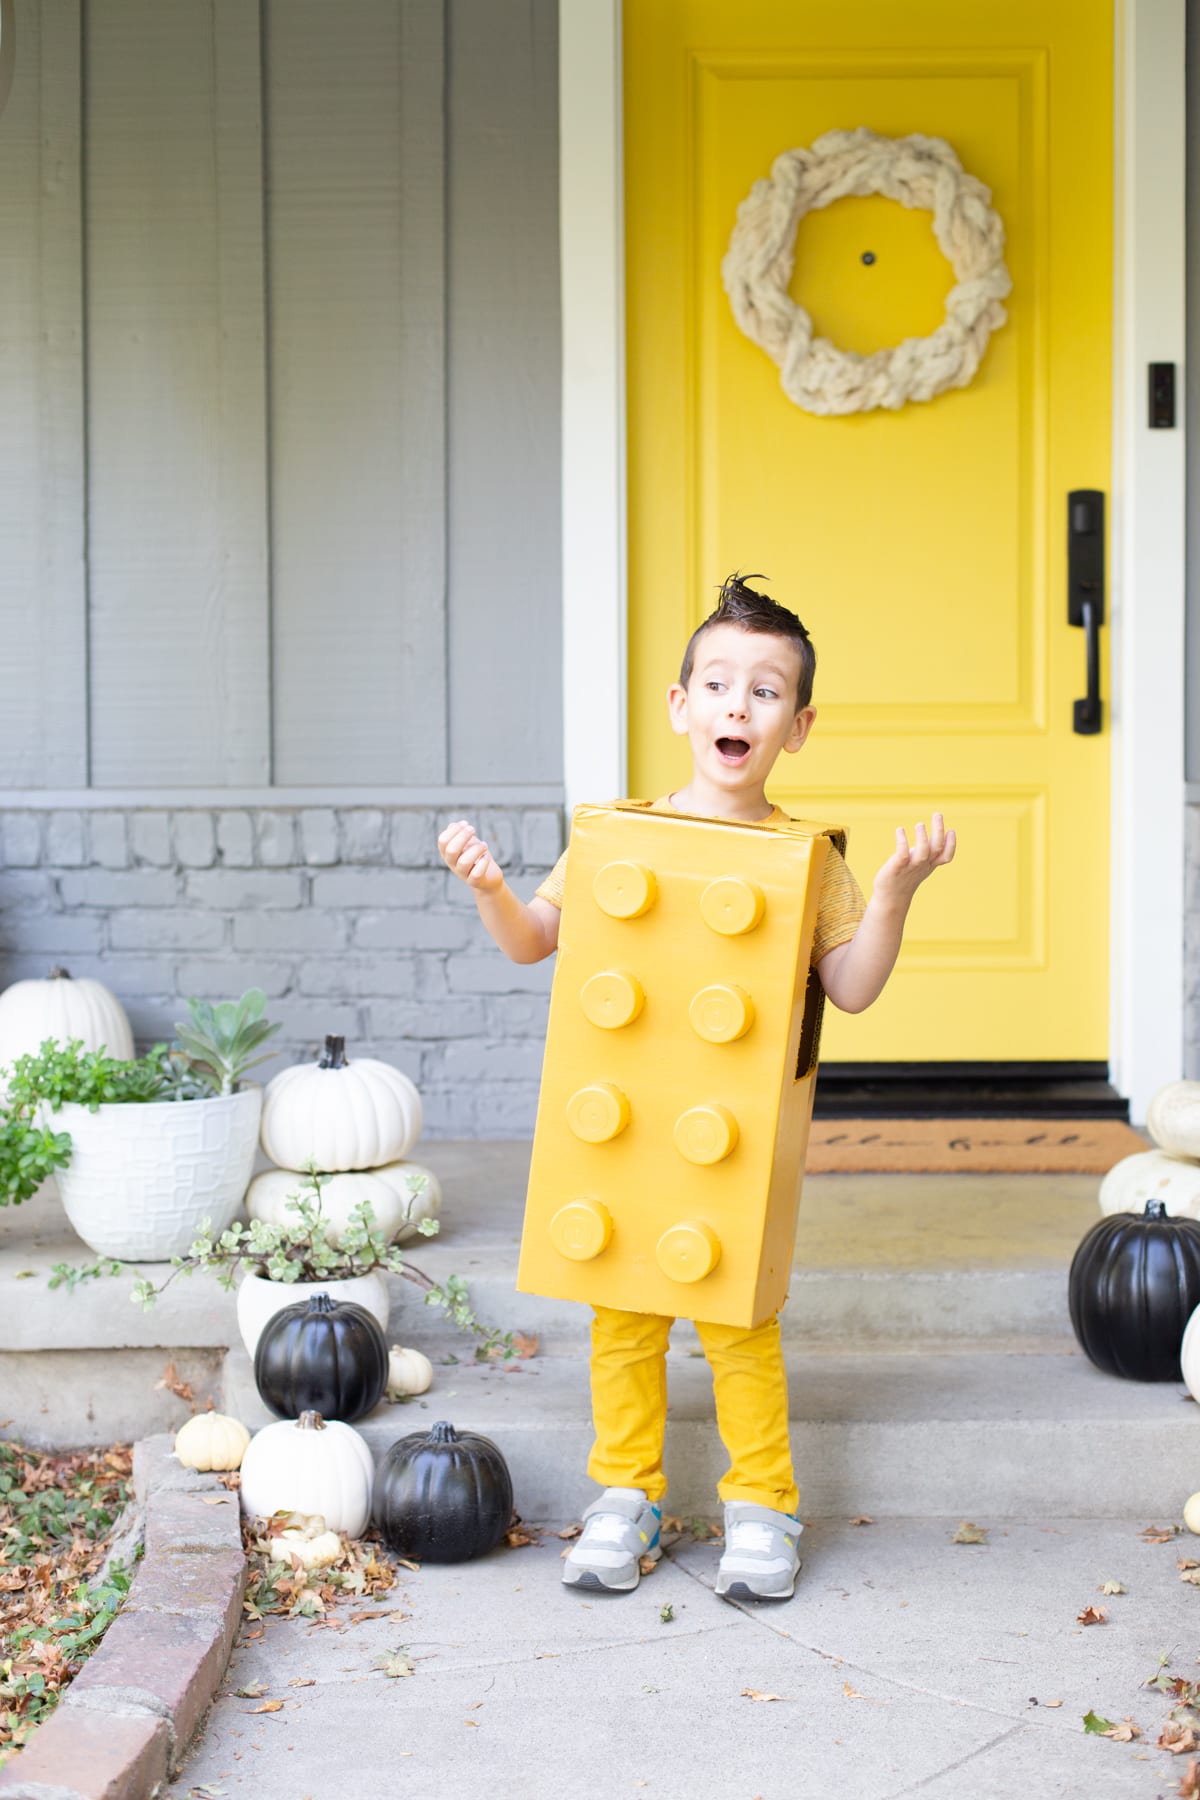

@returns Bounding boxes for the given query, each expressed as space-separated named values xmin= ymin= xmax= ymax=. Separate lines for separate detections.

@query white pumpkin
xmin=1147 ymin=1082 xmax=1200 ymax=1158
xmin=0 ymin=967 xmax=133 ymax=1070
xmin=260 ymin=1035 xmax=423 ymax=1172
xmin=239 ymin=1411 xmax=375 ymax=1538
xmin=387 ymin=1346 xmax=434 ymax=1398
xmin=267 ymin=1527 xmax=343 ymax=1569
xmin=1182 ymin=1306 xmax=1200 ymax=1406
xmin=246 ymin=1167 xmax=407 ymax=1245
xmin=1184 ymin=1493 xmax=1200 ymax=1536
xmin=174 ymin=1410 xmax=251 ymax=1473
xmin=372 ymin=1161 xmax=442 ymax=1243
xmin=1098 ymin=1149 xmax=1200 ymax=1220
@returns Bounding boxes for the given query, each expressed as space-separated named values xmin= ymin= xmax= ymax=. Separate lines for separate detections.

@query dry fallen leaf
xmin=1160 ymin=1723 xmax=1200 ymax=1755
xmin=1177 ymin=1756 xmax=1200 ymax=1798
xmin=1140 ymin=1523 xmax=1180 ymax=1544
xmin=638 ymin=1555 xmax=658 ymax=1576
xmin=234 ymin=1682 xmax=268 ymax=1698
xmin=287 ymin=1677 xmax=315 ymax=1688
xmin=395 ymin=1559 xmax=420 ymax=1573
xmin=1041 ymin=1699 xmax=1064 ymax=1709
xmin=1099 ymin=1717 xmax=1141 ymax=1742
xmin=248 ymin=1700 xmax=284 ymax=1714
xmin=741 ymin=1688 xmax=784 ymax=1703
xmin=512 ymin=1332 xmax=539 ymax=1359
xmin=951 ymin=1521 xmax=988 ymax=1545
xmin=157 ymin=1360 xmax=195 ymax=1403
xmin=506 ymin=1520 xmax=538 ymax=1549
xmin=376 ymin=1650 xmax=415 ymax=1679
xmin=843 ymin=1682 xmax=864 ymax=1699
xmin=1077 ymin=1606 xmax=1108 ymax=1625
xmin=555 ymin=1524 xmax=583 ymax=1541
xmin=201 ymin=1496 xmax=230 ymax=1507
xmin=850 ymin=1515 xmax=875 ymax=1527
xmin=1099 ymin=1580 xmax=1126 ymax=1595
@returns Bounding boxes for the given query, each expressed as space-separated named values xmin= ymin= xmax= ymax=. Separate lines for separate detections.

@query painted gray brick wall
xmin=0 ymin=805 xmax=562 ymax=1136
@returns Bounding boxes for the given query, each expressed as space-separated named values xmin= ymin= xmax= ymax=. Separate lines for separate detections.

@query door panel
xmin=625 ymin=2 xmax=1111 ymax=1062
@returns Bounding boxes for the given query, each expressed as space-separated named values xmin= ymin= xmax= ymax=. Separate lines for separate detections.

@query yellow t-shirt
xmin=534 ymin=798 xmax=866 ymax=964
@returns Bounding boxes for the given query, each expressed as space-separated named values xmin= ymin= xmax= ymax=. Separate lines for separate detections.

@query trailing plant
xmin=0 ymin=990 xmax=278 ymax=1206
xmin=49 ymin=1178 xmax=515 ymax=1361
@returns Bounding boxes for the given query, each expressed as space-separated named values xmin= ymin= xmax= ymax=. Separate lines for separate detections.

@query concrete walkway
xmin=167 ymin=1515 xmax=1198 ymax=1800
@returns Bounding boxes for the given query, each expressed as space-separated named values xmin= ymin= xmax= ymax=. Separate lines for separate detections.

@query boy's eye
xmin=755 ymin=687 xmax=778 ymax=700
xmin=705 ymin=681 xmax=725 ymax=692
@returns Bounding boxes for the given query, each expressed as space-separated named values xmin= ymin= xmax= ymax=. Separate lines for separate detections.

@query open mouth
xmin=716 ymin=737 xmax=751 ymax=763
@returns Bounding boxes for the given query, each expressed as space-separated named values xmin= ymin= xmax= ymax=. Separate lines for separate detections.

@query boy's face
xmin=667 ymin=623 xmax=816 ymax=795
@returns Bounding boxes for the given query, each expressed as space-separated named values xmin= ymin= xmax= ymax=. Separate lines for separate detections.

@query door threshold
xmin=813 ymin=1062 xmax=1130 ymax=1122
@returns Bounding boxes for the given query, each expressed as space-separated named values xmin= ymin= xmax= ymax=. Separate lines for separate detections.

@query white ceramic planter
xmin=236 ymin=1268 xmax=391 ymax=1358
xmin=53 ymin=1086 xmax=262 ymax=1262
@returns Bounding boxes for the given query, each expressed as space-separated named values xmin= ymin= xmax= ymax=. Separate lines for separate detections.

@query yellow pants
xmin=587 ymin=1304 xmax=798 ymax=1514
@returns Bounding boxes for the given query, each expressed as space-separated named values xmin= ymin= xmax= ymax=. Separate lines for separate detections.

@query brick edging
xmin=0 ymin=1435 xmax=246 ymax=1800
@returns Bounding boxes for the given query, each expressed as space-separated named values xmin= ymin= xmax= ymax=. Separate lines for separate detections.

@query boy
xmin=438 ymin=573 xmax=955 ymax=1601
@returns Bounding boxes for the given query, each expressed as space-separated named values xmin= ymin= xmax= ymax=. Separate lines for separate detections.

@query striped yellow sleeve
xmin=811 ymin=845 xmax=866 ymax=964
xmin=535 ymin=849 xmax=568 ymax=909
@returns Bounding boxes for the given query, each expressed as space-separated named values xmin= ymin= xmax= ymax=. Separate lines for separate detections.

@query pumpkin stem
xmin=1144 ymin=1199 xmax=1169 ymax=1220
xmin=308 ymin=1293 xmax=337 ymax=1315
xmin=49 ymin=966 xmax=71 ymax=980
xmin=297 ymin=1411 xmax=326 ymax=1431
xmin=319 ymin=1034 xmax=349 ymax=1070
xmin=428 ymin=1421 xmax=459 ymax=1444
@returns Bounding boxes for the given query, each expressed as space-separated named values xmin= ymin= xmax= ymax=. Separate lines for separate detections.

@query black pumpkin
xmin=1068 ymin=1199 xmax=1200 ymax=1380
xmin=372 ymin=1420 xmax=513 ymax=1563
xmin=254 ymin=1293 xmax=388 ymax=1422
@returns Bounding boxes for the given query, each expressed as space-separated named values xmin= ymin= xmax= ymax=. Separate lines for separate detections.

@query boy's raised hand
xmin=872 ymin=812 xmax=956 ymax=910
xmin=438 ymin=819 xmax=504 ymax=893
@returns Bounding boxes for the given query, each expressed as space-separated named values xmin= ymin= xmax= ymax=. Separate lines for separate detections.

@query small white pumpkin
xmin=387 ymin=1346 xmax=434 ymax=1399
xmin=1184 ymin=1493 xmax=1200 ymax=1536
xmin=0 ymin=967 xmax=133 ymax=1070
xmin=373 ymin=1161 xmax=442 ymax=1243
xmin=239 ymin=1411 xmax=375 ymax=1538
xmin=260 ymin=1035 xmax=423 ymax=1172
xmin=267 ymin=1526 xmax=343 ymax=1569
xmin=246 ymin=1167 xmax=407 ymax=1245
xmin=1098 ymin=1149 xmax=1200 ymax=1220
xmin=1147 ymin=1082 xmax=1200 ymax=1158
xmin=174 ymin=1410 xmax=251 ymax=1472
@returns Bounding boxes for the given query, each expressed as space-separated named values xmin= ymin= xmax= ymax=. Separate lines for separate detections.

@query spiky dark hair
xmin=678 ymin=572 xmax=816 ymax=710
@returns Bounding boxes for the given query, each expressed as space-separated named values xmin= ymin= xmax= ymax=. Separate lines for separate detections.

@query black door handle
xmin=1068 ymin=489 xmax=1104 ymax=735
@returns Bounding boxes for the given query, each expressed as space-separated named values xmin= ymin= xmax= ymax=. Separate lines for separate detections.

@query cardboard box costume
xmin=517 ymin=803 xmax=846 ymax=1329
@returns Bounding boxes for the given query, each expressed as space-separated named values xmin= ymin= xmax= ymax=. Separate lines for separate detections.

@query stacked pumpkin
xmin=1072 ymin=1082 xmax=1200 ymax=1387
xmin=247 ymin=1032 xmax=442 ymax=1248
xmin=1097 ymin=1081 xmax=1200 ymax=1220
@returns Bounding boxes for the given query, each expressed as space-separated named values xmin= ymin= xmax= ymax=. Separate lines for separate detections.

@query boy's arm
xmin=818 ymin=815 xmax=955 ymax=1014
xmin=438 ymin=819 xmax=560 ymax=964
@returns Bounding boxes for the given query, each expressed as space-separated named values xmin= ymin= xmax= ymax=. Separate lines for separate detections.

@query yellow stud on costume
xmin=517 ymin=802 xmax=845 ymax=1329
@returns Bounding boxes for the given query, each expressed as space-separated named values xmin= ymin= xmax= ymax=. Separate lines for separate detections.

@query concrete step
xmin=221 ymin=1342 xmax=1198 ymax=1519
xmin=0 ymin=1143 xmax=1098 ymax=1354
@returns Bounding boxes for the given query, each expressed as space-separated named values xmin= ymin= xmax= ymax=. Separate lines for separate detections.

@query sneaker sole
xmin=561 ymin=1543 xmax=661 ymax=1595
xmin=717 ymin=1579 xmax=795 ymax=1602
xmin=561 ymin=1569 xmax=638 ymax=1593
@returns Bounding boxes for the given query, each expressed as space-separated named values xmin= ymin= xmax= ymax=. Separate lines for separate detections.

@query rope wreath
xmin=721 ymin=127 xmax=1012 ymax=416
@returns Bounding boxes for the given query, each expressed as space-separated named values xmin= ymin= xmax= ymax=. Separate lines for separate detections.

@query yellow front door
xmin=625 ymin=0 xmax=1112 ymax=1063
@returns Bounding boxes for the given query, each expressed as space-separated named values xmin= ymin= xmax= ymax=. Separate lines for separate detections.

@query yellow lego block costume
xmin=517 ymin=802 xmax=852 ymax=1331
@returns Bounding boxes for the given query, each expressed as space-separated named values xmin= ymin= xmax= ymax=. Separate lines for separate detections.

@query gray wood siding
xmin=0 ymin=0 xmax=561 ymax=793
xmin=266 ymin=0 xmax=446 ymax=785
xmin=446 ymin=0 xmax=561 ymax=783
xmin=84 ymin=0 xmax=271 ymax=786
xmin=0 ymin=0 xmax=87 ymax=787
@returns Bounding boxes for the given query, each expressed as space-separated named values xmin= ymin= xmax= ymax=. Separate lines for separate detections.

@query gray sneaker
xmin=715 ymin=1501 xmax=803 ymax=1601
xmin=561 ymin=1488 xmax=663 ymax=1593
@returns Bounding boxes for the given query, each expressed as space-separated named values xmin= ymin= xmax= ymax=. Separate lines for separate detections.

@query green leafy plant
xmin=172 ymin=990 xmax=279 ymax=1096
xmin=50 ymin=1176 xmax=514 ymax=1361
xmin=0 ymin=990 xmax=279 ymax=1206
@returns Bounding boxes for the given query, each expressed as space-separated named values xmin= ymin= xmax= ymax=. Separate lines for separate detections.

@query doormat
xmin=806 ymin=1117 xmax=1147 ymax=1175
